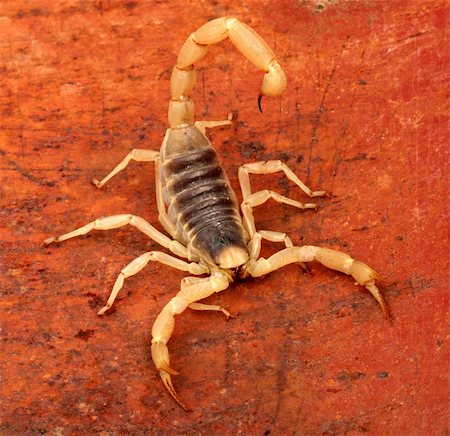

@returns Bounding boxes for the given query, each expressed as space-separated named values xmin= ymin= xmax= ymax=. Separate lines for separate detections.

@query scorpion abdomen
xmin=161 ymin=126 xmax=249 ymax=268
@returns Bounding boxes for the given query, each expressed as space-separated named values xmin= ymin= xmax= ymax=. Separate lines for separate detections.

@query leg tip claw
xmin=43 ymin=237 xmax=56 ymax=246
xmin=92 ymin=178 xmax=102 ymax=188
xmin=97 ymin=305 xmax=111 ymax=316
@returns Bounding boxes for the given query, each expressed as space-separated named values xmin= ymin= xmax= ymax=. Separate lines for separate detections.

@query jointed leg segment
xmin=194 ymin=113 xmax=233 ymax=135
xmin=89 ymin=145 xmax=177 ymax=239
xmin=92 ymin=149 xmax=159 ymax=188
xmin=238 ymin=160 xmax=326 ymax=200
xmin=238 ymin=160 xmax=325 ymax=238
xmin=241 ymin=189 xmax=319 ymax=237
xmin=188 ymin=302 xmax=232 ymax=318
xmin=44 ymin=214 xmax=188 ymax=259
xmin=98 ymin=251 xmax=208 ymax=315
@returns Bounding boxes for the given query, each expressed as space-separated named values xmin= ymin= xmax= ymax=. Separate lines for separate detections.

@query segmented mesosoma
xmin=45 ymin=17 xmax=387 ymax=411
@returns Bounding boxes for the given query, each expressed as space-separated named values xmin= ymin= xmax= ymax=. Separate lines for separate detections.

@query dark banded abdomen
xmin=161 ymin=126 xmax=248 ymax=266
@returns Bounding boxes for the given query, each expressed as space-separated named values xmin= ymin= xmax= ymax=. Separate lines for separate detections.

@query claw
xmin=151 ymin=341 xmax=179 ymax=375
xmin=160 ymin=371 xmax=191 ymax=412
xmin=152 ymin=341 xmax=192 ymax=410
xmin=365 ymin=283 xmax=389 ymax=320
xmin=347 ymin=260 xmax=388 ymax=319
xmin=42 ymin=236 xmax=56 ymax=246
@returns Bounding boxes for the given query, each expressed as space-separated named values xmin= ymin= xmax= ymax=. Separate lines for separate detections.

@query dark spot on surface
xmin=346 ymin=152 xmax=367 ymax=161
xmin=15 ymin=8 xmax=49 ymax=18
xmin=74 ymin=329 xmax=95 ymax=341
xmin=359 ymin=79 xmax=368 ymax=85
xmin=396 ymin=234 xmax=405 ymax=241
xmin=327 ymin=388 xmax=341 ymax=393
xmin=278 ymin=152 xmax=291 ymax=161
xmin=124 ymin=1 xmax=138 ymax=9
xmin=237 ymin=140 xmax=266 ymax=159
xmin=377 ymin=371 xmax=389 ymax=379
xmin=351 ymin=226 xmax=369 ymax=232
xmin=85 ymin=292 xmax=104 ymax=309
xmin=337 ymin=370 xmax=366 ymax=381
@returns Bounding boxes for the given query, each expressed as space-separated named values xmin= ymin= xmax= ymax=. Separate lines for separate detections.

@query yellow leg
xmin=237 ymin=160 xmax=325 ymax=238
xmin=44 ymin=213 xmax=188 ymax=259
xmin=98 ymin=251 xmax=207 ymax=315
xmin=92 ymin=149 xmax=159 ymax=188
xmin=194 ymin=113 xmax=233 ymax=135
xmin=189 ymin=302 xmax=232 ymax=318
xmin=88 ymin=140 xmax=177 ymax=239
xmin=238 ymin=160 xmax=325 ymax=200
xmin=241 ymin=189 xmax=318 ymax=238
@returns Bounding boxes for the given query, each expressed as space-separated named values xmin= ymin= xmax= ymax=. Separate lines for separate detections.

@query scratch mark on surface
xmin=0 ymin=149 xmax=55 ymax=186
xmin=330 ymin=38 xmax=361 ymax=185
xmin=306 ymin=36 xmax=350 ymax=183
xmin=272 ymin=292 xmax=291 ymax=422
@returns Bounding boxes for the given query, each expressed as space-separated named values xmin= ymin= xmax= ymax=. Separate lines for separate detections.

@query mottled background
xmin=0 ymin=0 xmax=448 ymax=434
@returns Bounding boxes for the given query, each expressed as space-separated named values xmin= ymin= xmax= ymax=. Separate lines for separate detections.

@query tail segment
xmin=168 ymin=17 xmax=287 ymax=128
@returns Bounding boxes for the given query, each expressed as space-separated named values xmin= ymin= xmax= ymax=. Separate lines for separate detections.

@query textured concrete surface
xmin=0 ymin=0 xmax=448 ymax=434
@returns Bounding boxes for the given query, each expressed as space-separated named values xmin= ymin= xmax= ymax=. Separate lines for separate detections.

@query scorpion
xmin=45 ymin=17 xmax=387 ymax=411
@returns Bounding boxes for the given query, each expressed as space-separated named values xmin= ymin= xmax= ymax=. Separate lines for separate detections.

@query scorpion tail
xmin=168 ymin=17 xmax=287 ymax=129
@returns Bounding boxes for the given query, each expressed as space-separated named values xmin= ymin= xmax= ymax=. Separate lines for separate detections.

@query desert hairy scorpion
xmin=45 ymin=17 xmax=386 ymax=410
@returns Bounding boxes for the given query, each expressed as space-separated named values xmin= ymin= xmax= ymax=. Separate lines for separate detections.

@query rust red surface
xmin=0 ymin=0 xmax=448 ymax=434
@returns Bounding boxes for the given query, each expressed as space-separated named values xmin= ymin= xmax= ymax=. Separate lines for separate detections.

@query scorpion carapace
xmin=45 ymin=17 xmax=387 ymax=411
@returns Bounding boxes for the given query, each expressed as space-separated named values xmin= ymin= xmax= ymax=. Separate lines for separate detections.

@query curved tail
xmin=168 ymin=17 xmax=287 ymax=128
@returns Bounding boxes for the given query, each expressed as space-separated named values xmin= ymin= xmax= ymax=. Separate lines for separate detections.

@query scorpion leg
xmin=194 ymin=112 xmax=233 ymax=135
xmin=151 ymin=272 xmax=230 ymax=410
xmin=89 ymin=141 xmax=177 ymax=239
xmin=92 ymin=149 xmax=159 ymax=188
xmin=238 ymin=160 xmax=325 ymax=238
xmin=247 ymin=246 xmax=387 ymax=318
xmin=248 ymin=230 xmax=294 ymax=259
xmin=238 ymin=160 xmax=326 ymax=200
xmin=98 ymin=251 xmax=207 ymax=315
xmin=188 ymin=302 xmax=232 ymax=318
xmin=241 ymin=189 xmax=319 ymax=238
xmin=44 ymin=214 xmax=188 ymax=259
